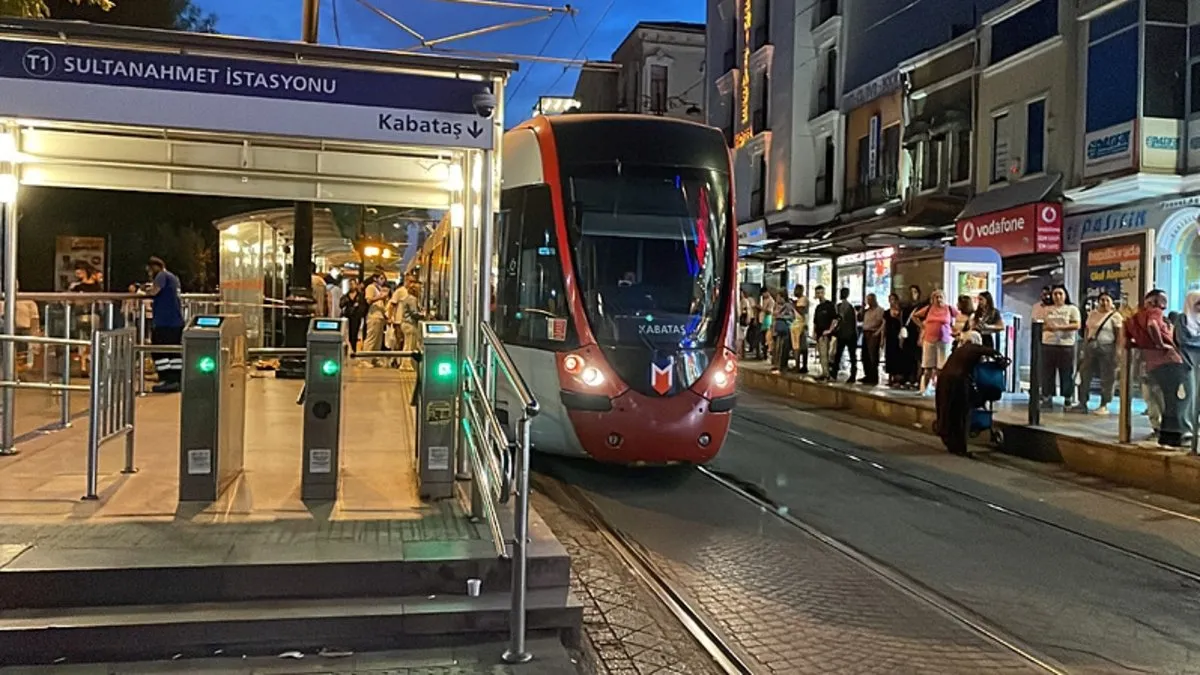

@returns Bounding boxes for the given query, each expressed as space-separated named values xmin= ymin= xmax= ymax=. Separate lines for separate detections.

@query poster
xmin=54 ymin=236 xmax=105 ymax=291
xmin=957 ymin=271 xmax=990 ymax=298
xmin=1080 ymin=234 xmax=1144 ymax=315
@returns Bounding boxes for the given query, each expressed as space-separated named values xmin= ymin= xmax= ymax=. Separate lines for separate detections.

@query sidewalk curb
xmin=741 ymin=369 xmax=1200 ymax=505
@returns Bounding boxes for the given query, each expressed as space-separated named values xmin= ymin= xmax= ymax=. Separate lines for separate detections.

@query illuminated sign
xmin=736 ymin=0 xmax=752 ymax=148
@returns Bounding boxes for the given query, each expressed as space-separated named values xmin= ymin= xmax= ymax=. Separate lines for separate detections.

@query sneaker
xmin=1092 ymin=406 xmax=1110 ymax=416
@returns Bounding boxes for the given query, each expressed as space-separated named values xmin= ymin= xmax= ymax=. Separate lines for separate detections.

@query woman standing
xmin=1040 ymin=285 xmax=1082 ymax=408
xmin=770 ymin=290 xmax=796 ymax=375
xmin=912 ymin=289 xmax=958 ymax=395
xmin=340 ymin=278 xmax=368 ymax=353
xmin=952 ymin=295 xmax=974 ymax=345
xmin=791 ymin=285 xmax=809 ymax=373
xmin=1170 ymin=291 xmax=1200 ymax=438
xmin=1075 ymin=292 xmax=1122 ymax=414
xmin=971 ymin=291 xmax=1005 ymax=351
xmin=883 ymin=293 xmax=909 ymax=387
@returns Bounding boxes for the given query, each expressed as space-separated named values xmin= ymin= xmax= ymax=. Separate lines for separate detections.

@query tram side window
xmin=494 ymin=185 xmax=574 ymax=349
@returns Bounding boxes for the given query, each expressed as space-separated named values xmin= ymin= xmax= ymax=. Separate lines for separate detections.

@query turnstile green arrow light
xmin=196 ymin=356 xmax=217 ymax=374
xmin=321 ymin=359 xmax=340 ymax=376
xmin=435 ymin=360 xmax=454 ymax=380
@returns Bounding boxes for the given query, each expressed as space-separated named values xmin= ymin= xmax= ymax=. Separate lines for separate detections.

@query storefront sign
xmin=0 ymin=40 xmax=495 ymax=149
xmin=1083 ymin=120 xmax=1135 ymax=178
xmin=734 ymin=0 xmax=753 ymax=149
xmin=1141 ymin=117 xmax=1183 ymax=173
xmin=1079 ymin=233 xmax=1146 ymax=313
xmin=737 ymin=222 xmax=766 ymax=245
xmin=836 ymin=247 xmax=894 ymax=265
xmin=1064 ymin=206 xmax=1151 ymax=249
xmin=955 ymin=202 xmax=1062 ymax=258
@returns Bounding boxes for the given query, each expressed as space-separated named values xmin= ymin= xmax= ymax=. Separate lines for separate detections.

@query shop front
xmin=955 ymin=200 xmax=1066 ymax=310
xmin=1065 ymin=195 xmax=1200 ymax=312
xmin=834 ymin=248 xmax=894 ymax=306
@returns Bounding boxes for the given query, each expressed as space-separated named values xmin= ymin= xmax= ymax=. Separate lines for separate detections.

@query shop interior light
xmin=363 ymin=245 xmax=381 ymax=257
xmin=0 ymin=135 xmax=20 ymax=164
xmin=381 ymin=248 xmax=392 ymax=259
xmin=0 ymin=174 xmax=16 ymax=204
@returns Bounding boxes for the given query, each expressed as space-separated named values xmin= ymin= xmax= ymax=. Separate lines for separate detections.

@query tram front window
xmin=566 ymin=166 xmax=730 ymax=350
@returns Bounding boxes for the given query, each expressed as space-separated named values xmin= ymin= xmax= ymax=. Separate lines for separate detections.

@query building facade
xmin=573 ymin=22 xmax=706 ymax=119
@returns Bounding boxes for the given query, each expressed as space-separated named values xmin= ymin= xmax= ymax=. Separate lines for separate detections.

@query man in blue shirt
xmin=146 ymin=257 xmax=184 ymax=393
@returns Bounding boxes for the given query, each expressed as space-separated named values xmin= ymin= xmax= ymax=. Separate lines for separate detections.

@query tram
xmin=415 ymin=114 xmax=738 ymax=464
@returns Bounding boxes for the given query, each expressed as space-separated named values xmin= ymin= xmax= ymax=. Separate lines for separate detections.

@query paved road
xmin=540 ymin=390 xmax=1200 ymax=674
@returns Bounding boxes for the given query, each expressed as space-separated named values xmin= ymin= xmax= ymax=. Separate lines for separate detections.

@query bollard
xmin=1028 ymin=321 xmax=1043 ymax=426
xmin=1118 ymin=350 xmax=1133 ymax=444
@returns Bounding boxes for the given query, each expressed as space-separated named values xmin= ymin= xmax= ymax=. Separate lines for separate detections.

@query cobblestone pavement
xmin=541 ymin=460 xmax=1046 ymax=675
xmin=0 ymin=639 xmax=579 ymax=674
xmin=531 ymin=487 xmax=722 ymax=675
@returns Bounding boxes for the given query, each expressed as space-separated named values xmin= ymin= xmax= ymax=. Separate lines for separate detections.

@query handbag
xmin=899 ymin=326 xmax=909 ymax=341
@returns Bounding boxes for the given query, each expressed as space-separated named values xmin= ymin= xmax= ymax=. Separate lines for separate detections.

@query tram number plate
xmin=309 ymin=448 xmax=333 ymax=474
xmin=428 ymin=446 xmax=451 ymax=471
xmin=426 ymin=401 xmax=452 ymax=426
xmin=548 ymin=318 xmax=567 ymax=342
xmin=187 ymin=449 xmax=212 ymax=475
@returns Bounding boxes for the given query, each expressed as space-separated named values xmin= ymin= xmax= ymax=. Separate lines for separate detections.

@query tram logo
xmin=651 ymin=360 xmax=673 ymax=396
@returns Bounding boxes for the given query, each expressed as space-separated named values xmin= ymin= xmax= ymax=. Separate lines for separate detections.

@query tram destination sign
xmin=0 ymin=40 xmax=495 ymax=149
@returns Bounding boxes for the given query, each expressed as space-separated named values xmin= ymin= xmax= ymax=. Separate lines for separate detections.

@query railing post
xmin=1118 ymin=348 xmax=1133 ymax=444
xmin=136 ymin=300 xmax=147 ymax=396
xmin=503 ymin=414 xmax=533 ymax=665
xmin=1008 ymin=315 xmax=1022 ymax=394
xmin=60 ymin=303 xmax=72 ymax=428
xmin=1028 ymin=321 xmax=1043 ymax=426
xmin=122 ymin=330 xmax=137 ymax=474
xmin=83 ymin=328 xmax=102 ymax=501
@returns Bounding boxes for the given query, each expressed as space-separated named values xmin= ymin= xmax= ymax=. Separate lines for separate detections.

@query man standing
xmin=146 ymin=256 xmax=183 ymax=393
xmin=791 ymin=285 xmax=809 ymax=373
xmin=831 ymin=287 xmax=859 ymax=383
xmin=811 ymin=286 xmax=837 ymax=381
xmin=363 ymin=273 xmax=390 ymax=366
xmin=1127 ymin=289 xmax=1189 ymax=447
xmin=861 ymin=293 xmax=885 ymax=385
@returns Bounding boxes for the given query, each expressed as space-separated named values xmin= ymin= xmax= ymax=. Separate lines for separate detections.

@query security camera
xmin=472 ymin=91 xmax=497 ymax=118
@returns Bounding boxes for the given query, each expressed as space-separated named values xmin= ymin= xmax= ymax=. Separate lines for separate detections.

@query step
xmin=0 ymin=538 xmax=571 ymax=610
xmin=0 ymin=588 xmax=583 ymax=666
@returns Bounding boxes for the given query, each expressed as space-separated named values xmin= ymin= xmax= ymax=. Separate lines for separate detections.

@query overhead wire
xmin=544 ymin=0 xmax=617 ymax=95
xmin=506 ymin=13 xmax=568 ymax=104
xmin=330 ymin=0 xmax=343 ymax=45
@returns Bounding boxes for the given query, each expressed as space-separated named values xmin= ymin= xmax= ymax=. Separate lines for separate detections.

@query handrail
xmin=462 ymin=358 xmax=512 ymax=502
xmin=480 ymin=322 xmax=539 ymax=417
xmin=0 ymin=334 xmax=90 ymax=348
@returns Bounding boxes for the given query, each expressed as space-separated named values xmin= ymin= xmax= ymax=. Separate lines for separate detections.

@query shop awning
xmin=958 ymin=172 xmax=1062 ymax=221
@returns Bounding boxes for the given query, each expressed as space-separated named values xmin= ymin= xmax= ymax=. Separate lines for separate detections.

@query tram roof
xmin=0 ymin=18 xmax=518 ymax=79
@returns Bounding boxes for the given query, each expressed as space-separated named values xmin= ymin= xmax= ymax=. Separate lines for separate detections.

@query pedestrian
xmin=0 ymin=281 xmax=41 ymax=372
xmin=1127 ymin=290 xmax=1189 ymax=447
xmin=970 ymin=291 xmax=1005 ymax=351
xmin=911 ymin=289 xmax=957 ymax=395
xmin=1170 ymin=290 xmax=1200 ymax=439
xmin=1074 ymin=291 xmax=1122 ymax=415
xmin=758 ymin=288 xmax=776 ymax=361
xmin=935 ymin=331 xmax=998 ymax=456
xmin=791 ymin=284 xmax=809 ymax=373
xmin=903 ymin=285 xmax=926 ymax=387
xmin=770 ymin=290 xmax=796 ymax=375
xmin=831 ymin=287 xmax=858 ymax=382
xmin=1039 ymin=285 xmax=1081 ymax=408
xmin=340 ymin=278 xmax=368 ymax=354
xmin=737 ymin=290 xmax=753 ymax=356
xmin=861 ymin=293 xmax=884 ymax=385
xmin=145 ymin=256 xmax=184 ymax=393
xmin=811 ymin=285 xmax=837 ymax=381
xmin=389 ymin=283 xmax=421 ymax=370
xmin=1032 ymin=286 xmax=1053 ymax=323
xmin=363 ymin=273 xmax=390 ymax=365
xmin=953 ymin=295 xmax=974 ymax=345
xmin=884 ymin=293 xmax=909 ymax=387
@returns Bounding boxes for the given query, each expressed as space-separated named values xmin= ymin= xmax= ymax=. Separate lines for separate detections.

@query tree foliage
xmin=1 ymin=0 xmax=217 ymax=32
xmin=0 ymin=0 xmax=111 ymax=19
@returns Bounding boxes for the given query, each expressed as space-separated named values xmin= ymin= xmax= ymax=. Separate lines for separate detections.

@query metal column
xmin=1 ymin=126 xmax=19 ymax=455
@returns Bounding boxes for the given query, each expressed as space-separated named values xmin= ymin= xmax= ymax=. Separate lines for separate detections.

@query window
xmin=950 ymin=128 xmax=971 ymax=183
xmin=818 ymin=49 xmax=837 ymax=115
xmin=493 ymin=186 xmax=574 ymax=349
xmin=816 ymin=136 xmax=835 ymax=205
xmin=753 ymin=0 xmax=770 ymax=50
xmin=991 ymin=112 xmax=1010 ymax=183
xmin=857 ymin=134 xmax=871 ymax=184
xmin=753 ymin=72 xmax=769 ymax=130
xmin=1145 ymin=0 xmax=1186 ymax=24
xmin=1085 ymin=8 xmax=1138 ymax=133
xmin=814 ymin=0 xmax=839 ymax=28
xmin=1025 ymin=99 xmax=1046 ymax=174
xmin=881 ymin=125 xmax=900 ymax=183
xmin=650 ymin=65 xmax=668 ymax=115
xmin=751 ymin=156 xmax=766 ymax=218
xmin=989 ymin=0 xmax=1058 ymax=65
xmin=920 ymin=138 xmax=942 ymax=191
xmin=1144 ymin=26 xmax=1186 ymax=120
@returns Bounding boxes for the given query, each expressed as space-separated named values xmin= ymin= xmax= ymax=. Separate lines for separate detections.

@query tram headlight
xmin=581 ymin=366 xmax=605 ymax=387
xmin=563 ymin=353 xmax=584 ymax=375
xmin=712 ymin=370 xmax=729 ymax=387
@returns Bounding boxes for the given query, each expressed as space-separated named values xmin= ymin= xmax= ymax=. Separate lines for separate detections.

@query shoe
xmin=151 ymin=381 xmax=180 ymax=394
xmin=1039 ymin=397 xmax=1053 ymax=407
xmin=1092 ymin=406 xmax=1110 ymax=416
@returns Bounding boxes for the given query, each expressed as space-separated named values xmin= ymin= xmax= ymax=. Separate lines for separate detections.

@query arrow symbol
xmin=467 ymin=121 xmax=483 ymax=139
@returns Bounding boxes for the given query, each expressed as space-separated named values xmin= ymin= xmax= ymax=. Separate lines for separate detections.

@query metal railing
xmin=461 ymin=321 xmax=539 ymax=664
xmin=84 ymin=327 xmax=138 ymax=500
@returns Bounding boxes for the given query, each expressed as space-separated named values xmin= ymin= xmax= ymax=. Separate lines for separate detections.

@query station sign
xmin=0 ymin=40 xmax=495 ymax=149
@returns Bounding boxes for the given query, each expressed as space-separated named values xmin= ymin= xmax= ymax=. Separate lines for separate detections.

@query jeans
xmin=1151 ymin=362 xmax=1193 ymax=446
xmin=1041 ymin=344 xmax=1076 ymax=403
xmin=1077 ymin=342 xmax=1117 ymax=407
xmin=861 ymin=331 xmax=882 ymax=383
xmin=832 ymin=334 xmax=858 ymax=382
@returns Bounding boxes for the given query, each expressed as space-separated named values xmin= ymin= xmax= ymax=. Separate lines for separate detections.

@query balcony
xmin=722 ymin=48 xmax=736 ymax=74
xmin=844 ymin=175 xmax=900 ymax=212
xmin=813 ymin=0 xmax=840 ymax=29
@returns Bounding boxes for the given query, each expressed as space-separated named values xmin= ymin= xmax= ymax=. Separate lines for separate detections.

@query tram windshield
xmin=566 ymin=165 xmax=730 ymax=350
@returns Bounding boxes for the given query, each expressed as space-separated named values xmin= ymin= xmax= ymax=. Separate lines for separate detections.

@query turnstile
xmin=301 ymin=318 xmax=346 ymax=501
xmin=179 ymin=315 xmax=246 ymax=502
xmin=416 ymin=321 xmax=458 ymax=499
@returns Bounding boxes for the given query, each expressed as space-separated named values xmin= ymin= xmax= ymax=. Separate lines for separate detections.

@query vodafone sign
xmin=955 ymin=202 xmax=1062 ymax=258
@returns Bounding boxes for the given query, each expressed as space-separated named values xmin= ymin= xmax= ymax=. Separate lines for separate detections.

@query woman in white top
xmin=1074 ymin=292 xmax=1123 ymax=414
xmin=1040 ymin=285 xmax=1082 ymax=407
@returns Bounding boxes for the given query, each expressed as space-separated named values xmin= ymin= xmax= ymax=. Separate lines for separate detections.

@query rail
xmin=474 ymin=321 xmax=539 ymax=664
xmin=84 ymin=327 xmax=138 ymax=500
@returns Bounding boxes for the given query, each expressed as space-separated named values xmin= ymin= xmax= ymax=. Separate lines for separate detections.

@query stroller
xmin=967 ymin=353 xmax=1011 ymax=446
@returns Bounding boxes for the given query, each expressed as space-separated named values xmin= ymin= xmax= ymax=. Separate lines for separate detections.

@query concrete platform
xmin=740 ymin=362 xmax=1200 ymax=505
xmin=0 ymin=368 xmax=580 ymax=665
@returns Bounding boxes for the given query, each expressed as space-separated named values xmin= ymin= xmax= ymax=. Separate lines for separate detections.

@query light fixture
xmin=381 ymin=248 xmax=392 ymax=259
xmin=471 ymin=158 xmax=483 ymax=191
xmin=223 ymin=239 xmax=240 ymax=253
xmin=0 ymin=134 xmax=21 ymax=164
xmin=0 ymin=174 xmax=18 ymax=204
xmin=450 ymin=203 xmax=465 ymax=228
xmin=393 ymin=222 xmax=402 ymax=229
xmin=445 ymin=163 xmax=464 ymax=191
xmin=909 ymin=90 xmax=928 ymax=101
xmin=900 ymin=225 xmax=925 ymax=233
xmin=363 ymin=245 xmax=381 ymax=257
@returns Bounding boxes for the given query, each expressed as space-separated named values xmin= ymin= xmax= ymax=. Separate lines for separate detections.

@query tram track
xmin=734 ymin=409 xmax=1200 ymax=588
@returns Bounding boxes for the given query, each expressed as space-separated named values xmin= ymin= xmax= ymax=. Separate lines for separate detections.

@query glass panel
xmin=990 ymin=0 xmax=1059 ymax=65
xmin=1026 ymin=99 xmax=1046 ymax=174
xmin=1143 ymin=25 xmax=1187 ymax=119
xmin=992 ymin=113 xmax=1010 ymax=183
xmin=1088 ymin=0 xmax=1138 ymax=42
xmin=493 ymin=186 xmax=574 ymax=349
xmin=1085 ymin=27 xmax=1139 ymax=132
xmin=566 ymin=166 xmax=731 ymax=350
xmin=1145 ymin=0 xmax=1186 ymax=24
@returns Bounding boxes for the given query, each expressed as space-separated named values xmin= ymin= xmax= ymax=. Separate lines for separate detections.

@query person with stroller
xmin=935 ymin=331 xmax=1004 ymax=457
